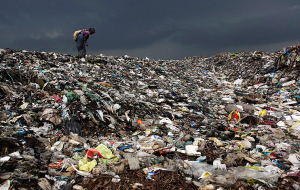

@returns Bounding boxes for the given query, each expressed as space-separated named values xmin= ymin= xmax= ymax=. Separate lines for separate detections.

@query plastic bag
xmin=95 ymin=144 xmax=114 ymax=159
xmin=0 ymin=180 xmax=10 ymax=190
xmin=185 ymin=145 xmax=201 ymax=156
xmin=87 ymin=148 xmax=102 ymax=159
xmin=228 ymin=109 xmax=241 ymax=124
xmin=79 ymin=159 xmax=97 ymax=172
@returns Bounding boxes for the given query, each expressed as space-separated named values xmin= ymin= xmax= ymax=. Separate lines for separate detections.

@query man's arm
xmin=83 ymin=34 xmax=89 ymax=46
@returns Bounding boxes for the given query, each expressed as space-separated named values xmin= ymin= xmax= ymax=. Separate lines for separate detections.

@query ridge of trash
xmin=1 ymin=46 xmax=300 ymax=189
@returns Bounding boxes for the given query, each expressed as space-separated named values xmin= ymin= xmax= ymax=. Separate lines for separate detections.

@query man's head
xmin=89 ymin=28 xmax=95 ymax=35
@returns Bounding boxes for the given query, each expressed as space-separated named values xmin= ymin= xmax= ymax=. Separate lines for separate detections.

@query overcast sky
xmin=2 ymin=0 xmax=300 ymax=60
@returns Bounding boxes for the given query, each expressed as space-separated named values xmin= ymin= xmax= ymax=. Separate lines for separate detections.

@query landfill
xmin=1 ymin=46 xmax=300 ymax=189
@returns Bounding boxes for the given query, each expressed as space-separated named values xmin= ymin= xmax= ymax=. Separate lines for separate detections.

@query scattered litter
xmin=1 ymin=46 xmax=300 ymax=189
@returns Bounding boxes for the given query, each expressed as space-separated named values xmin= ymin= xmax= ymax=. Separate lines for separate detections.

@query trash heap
xmin=1 ymin=45 xmax=300 ymax=189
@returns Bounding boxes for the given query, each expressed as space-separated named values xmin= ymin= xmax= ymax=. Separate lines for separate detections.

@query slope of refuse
xmin=1 ymin=46 xmax=300 ymax=189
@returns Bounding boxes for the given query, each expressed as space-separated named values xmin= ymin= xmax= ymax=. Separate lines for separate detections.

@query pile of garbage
xmin=1 ymin=45 xmax=300 ymax=189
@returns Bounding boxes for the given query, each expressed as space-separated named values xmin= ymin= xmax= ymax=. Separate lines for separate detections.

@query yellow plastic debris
xmin=79 ymin=155 xmax=88 ymax=167
xmin=258 ymin=110 xmax=266 ymax=117
xmin=228 ymin=109 xmax=241 ymax=124
xmin=213 ymin=138 xmax=223 ymax=146
xmin=79 ymin=159 xmax=97 ymax=172
xmin=288 ymin=121 xmax=300 ymax=132
xmin=95 ymin=144 xmax=114 ymax=159
xmin=200 ymin=172 xmax=211 ymax=178
xmin=244 ymin=166 xmax=261 ymax=170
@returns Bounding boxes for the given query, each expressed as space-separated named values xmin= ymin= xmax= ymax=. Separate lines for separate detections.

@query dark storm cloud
xmin=172 ymin=5 xmax=300 ymax=49
xmin=2 ymin=0 xmax=300 ymax=59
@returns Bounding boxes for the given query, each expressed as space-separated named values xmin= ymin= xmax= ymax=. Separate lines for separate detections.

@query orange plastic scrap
xmin=96 ymin=82 xmax=113 ymax=87
xmin=137 ymin=119 xmax=143 ymax=127
xmin=231 ymin=128 xmax=242 ymax=132
xmin=87 ymin=148 xmax=102 ymax=159
xmin=48 ymin=160 xmax=63 ymax=169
